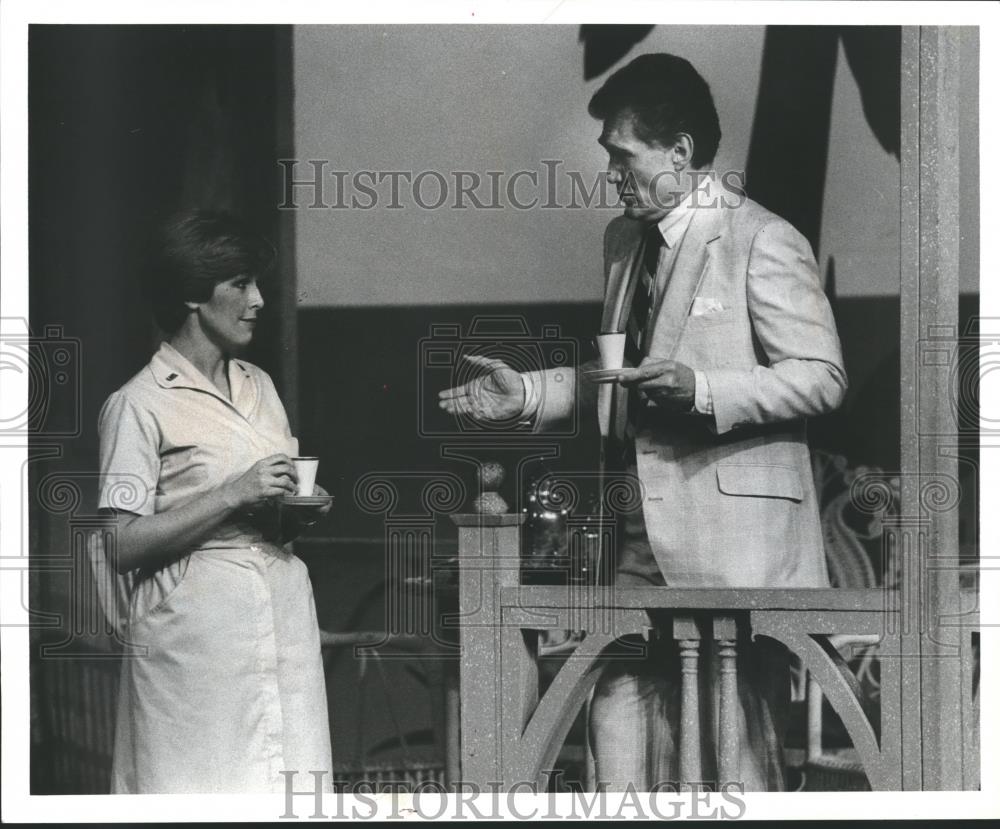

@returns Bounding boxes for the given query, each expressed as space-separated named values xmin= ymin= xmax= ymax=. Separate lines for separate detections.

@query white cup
xmin=292 ymin=457 xmax=319 ymax=497
xmin=596 ymin=332 xmax=627 ymax=371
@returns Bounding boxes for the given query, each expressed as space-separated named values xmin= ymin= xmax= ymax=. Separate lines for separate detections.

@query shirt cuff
xmin=520 ymin=372 xmax=540 ymax=422
xmin=694 ymin=369 xmax=714 ymax=415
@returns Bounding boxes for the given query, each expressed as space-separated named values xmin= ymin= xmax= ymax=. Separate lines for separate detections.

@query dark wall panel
xmin=28 ymin=24 xmax=289 ymax=794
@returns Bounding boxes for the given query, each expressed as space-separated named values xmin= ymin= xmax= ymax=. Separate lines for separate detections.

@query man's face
xmin=599 ymin=111 xmax=681 ymax=224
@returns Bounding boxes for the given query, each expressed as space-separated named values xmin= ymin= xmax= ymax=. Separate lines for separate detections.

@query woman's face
xmin=195 ymin=274 xmax=264 ymax=352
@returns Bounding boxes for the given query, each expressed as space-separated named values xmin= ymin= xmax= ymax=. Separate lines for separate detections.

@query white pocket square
xmin=690 ymin=297 xmax=725 ymax=316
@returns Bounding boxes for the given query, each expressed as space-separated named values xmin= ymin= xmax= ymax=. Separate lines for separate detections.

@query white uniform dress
xmin=97 ymin=341 xmax=332 ymax=793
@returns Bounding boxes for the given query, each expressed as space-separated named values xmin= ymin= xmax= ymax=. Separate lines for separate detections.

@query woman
xmin=97 ymin=210 xmax=332 ymax=793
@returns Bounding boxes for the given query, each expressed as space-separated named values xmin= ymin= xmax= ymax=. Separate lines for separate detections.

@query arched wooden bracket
xmin=811 ymin=632 xmax=879 ymax=737
xmin=750 ymin=610 xmax=902 ymax=790
xmin=497 ymin=607 xmax=652 ymax=788
xmin=501 ymin=631 xmax=617 ymax=788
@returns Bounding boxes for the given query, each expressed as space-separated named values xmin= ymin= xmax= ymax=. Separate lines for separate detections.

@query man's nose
xmin=606 ymin=164 xmax=622 ymax=185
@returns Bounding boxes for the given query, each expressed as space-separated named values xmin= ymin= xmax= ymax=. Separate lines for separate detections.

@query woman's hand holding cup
xmin=225 ymin=453 xmax=299 ymax=510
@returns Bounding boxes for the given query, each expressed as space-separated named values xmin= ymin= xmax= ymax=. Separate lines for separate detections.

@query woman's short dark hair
xmin=588 ymin=53 xmax=722 ymax=168
xmin=149 ymin=209 xmax=276 ymax=333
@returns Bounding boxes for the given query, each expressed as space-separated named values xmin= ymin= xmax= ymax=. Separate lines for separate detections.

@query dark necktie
xmin=615 ymin=224 xmax=664 ymax=458
xmin=624 ymin=224 xmax=664 ymax=367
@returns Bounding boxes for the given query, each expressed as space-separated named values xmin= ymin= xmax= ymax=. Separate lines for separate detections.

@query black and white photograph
xmin=1 ymin=0 xmax=995 ymax=821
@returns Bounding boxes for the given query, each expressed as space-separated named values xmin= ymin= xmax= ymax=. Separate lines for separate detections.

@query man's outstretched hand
xmin=438 ymin=354 xmax=526 ymax=423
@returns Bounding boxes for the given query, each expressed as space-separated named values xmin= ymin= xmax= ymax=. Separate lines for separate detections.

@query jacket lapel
xmin=645 ymin=202 xmax=724 ymax=360
xmin=598 ymin=220 xmax=642 ymax=450
xmin=601 ymin=220 xmax=643 ymax=335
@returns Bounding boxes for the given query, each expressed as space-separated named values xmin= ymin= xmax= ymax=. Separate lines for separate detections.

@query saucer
xmin=280 ymin=495 xmax=334 ymax=507
xmin=583 ymin=367 xmax=631 ymax=383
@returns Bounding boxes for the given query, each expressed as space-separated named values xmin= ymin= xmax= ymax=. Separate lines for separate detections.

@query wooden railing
xmin=450 ymin=513 xmax=979 ymax=792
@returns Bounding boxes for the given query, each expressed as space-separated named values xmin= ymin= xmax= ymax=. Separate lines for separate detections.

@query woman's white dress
xmin=97 ymin=341 xmax=332 ymax=793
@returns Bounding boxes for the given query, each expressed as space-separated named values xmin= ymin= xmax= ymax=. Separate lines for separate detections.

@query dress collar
xmin=149 ymin=340 xmax=253 ymax=414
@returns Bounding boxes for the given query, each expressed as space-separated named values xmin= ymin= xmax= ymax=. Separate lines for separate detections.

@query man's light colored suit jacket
xmin=527 ymin=193 xmax=847 ymax=588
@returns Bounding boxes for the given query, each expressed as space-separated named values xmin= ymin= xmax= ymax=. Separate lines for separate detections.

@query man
xmin=439 ymin=53 xmax=846 ymax=790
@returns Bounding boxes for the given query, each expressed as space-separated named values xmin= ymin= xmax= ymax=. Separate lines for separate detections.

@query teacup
xmin=292 ymin=457 xmax=319 ymax=497
xmin=596 ymin=332 xmax=626 ymax=372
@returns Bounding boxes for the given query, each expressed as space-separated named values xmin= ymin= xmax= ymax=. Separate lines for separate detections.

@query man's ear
xmin=671 ymin=133 xmax=694 ymax=170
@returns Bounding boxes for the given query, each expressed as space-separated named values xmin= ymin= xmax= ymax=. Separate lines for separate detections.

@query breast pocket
xmin=686 ymin=307 xmax=739 ymax=330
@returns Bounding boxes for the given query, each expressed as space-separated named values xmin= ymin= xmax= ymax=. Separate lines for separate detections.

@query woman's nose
xmin=248 ymin=284 xmax=264 ymax=310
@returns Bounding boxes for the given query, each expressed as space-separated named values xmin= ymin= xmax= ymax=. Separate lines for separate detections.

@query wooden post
xmin=901 ymin=25 xmax=966 ymax=790
xmin=452 ymin=513 xmax=524 ymax=789
xmin=899 ymin=26 xmax=924 ymax=790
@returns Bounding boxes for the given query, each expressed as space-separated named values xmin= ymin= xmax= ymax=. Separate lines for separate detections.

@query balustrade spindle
xmin=715 ymin=616 xmax=739 ymax=787
xmin=675 ymin=616 xmax=702 ymax=786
